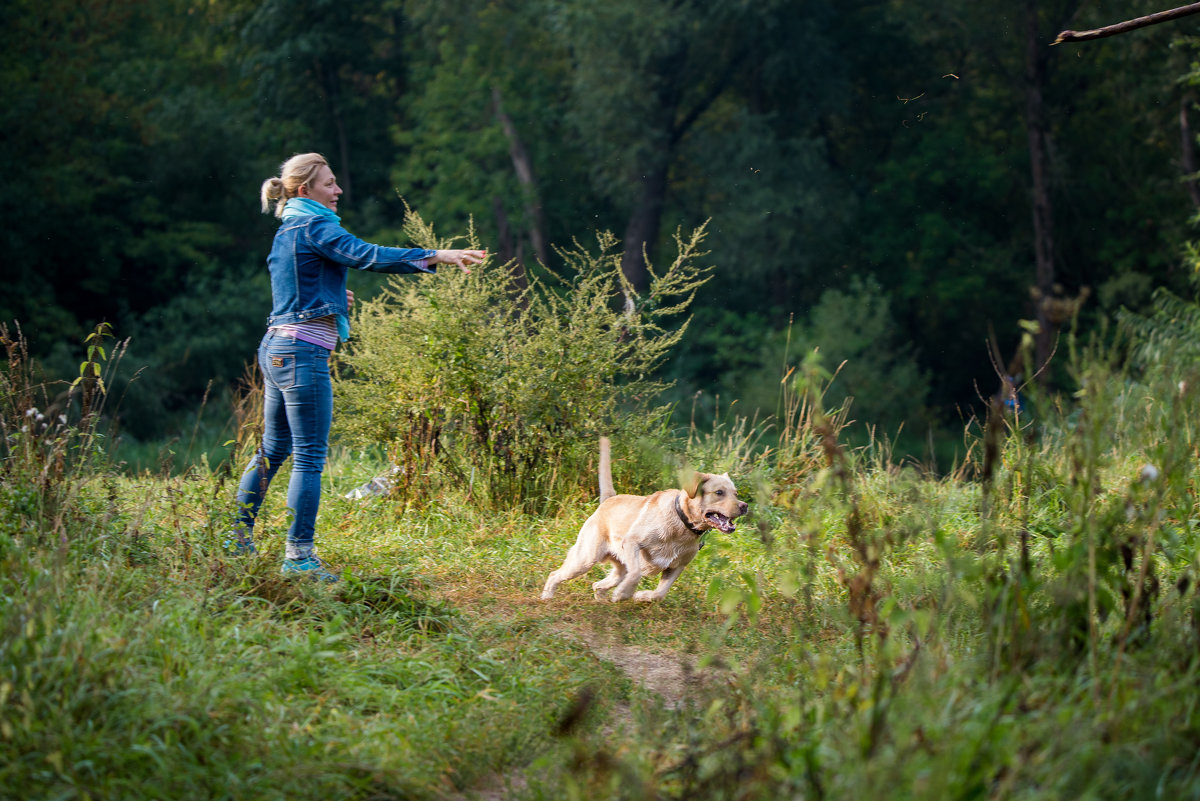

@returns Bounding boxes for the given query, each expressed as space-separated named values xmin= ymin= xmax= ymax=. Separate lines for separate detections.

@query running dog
xmin=541 ymin=438 xmax=748 ymax=602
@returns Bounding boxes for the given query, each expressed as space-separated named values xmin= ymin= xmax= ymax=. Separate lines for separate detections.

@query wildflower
xmin=25 ymin=407 xmax=38 ymax=418
xmin=1139 ymin=464 xmax=1160 ymax=483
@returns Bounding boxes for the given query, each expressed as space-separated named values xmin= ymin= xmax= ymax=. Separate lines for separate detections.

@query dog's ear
xmin=682 ymin=471 xmax=714 ymax=498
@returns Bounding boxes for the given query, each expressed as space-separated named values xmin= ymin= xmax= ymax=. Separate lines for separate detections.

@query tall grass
xmin=545 ymin=322 xmax=1200 ymax=799
xmin=0 ymin=326 xmax=619 ymax=800
xmin=5 ymin=287 xmax=1200 ymax=799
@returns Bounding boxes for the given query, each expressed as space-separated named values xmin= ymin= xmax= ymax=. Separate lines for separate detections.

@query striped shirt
xmin=270 ymin=316 xmax=338 ymax=350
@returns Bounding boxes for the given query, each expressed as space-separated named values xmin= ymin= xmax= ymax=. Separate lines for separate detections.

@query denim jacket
xmin=265 ymin=214 xmax=435 ymax=329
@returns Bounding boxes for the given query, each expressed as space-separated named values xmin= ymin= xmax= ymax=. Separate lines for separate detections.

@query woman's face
xmin=300 ymin=165 xmax=342 ymax=213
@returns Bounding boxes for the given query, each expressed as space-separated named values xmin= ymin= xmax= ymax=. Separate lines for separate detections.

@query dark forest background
xmin=4 ymin=0 xmax=1199 ymax=463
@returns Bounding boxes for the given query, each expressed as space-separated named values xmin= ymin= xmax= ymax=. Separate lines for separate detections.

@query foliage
xmin=9 ymin=2 xmax=1200 ymax=794
xmin=0 ymin=508 xmax=603 ymax=801
xmin=545 ymin=316 xmax=1200 ymax=800
xmin=0 ymin=326 xmax=613 ymax=800
xmin=334 ymin=211 xmax=713 ymax=510
xmin=4 ymin=0 xmax=1200 ymax=447
xmin=5 ymin=305 xmax=1200 ymax=799
xmin=673 ymin=277 xmax=931 ymax=450
xmin=0 ymin=323 xmax=122 ymax=546
xmin=1118 ymin=243 xmax=1200 ymax=382
xmin=802 ymin=277 xmax=931 ymax=438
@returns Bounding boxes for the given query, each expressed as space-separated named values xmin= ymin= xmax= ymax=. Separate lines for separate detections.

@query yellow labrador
xmin=541 ymin=438 xmax=748 ymax=602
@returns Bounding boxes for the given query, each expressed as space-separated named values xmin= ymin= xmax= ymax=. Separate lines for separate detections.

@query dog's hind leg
xmin=541 ymin=527 xmax=605 ymax=600
xmin=609 ymin=550 xmax=649 ymax=602
xmin=542 ymin=557 xmax=595 ymax=599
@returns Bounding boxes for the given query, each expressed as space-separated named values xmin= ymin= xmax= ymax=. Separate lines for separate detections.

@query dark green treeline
xmin=2 ymin=0 xmax=1197 ymax=450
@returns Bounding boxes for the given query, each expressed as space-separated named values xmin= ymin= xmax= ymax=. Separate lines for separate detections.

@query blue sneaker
xmin=280 ymin=556 xmax=339 ymax=582
xmin=223 ymin=533 xmax=257 ymax=556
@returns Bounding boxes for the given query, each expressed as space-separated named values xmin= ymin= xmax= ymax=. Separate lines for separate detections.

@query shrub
xmin=0 ymin=323 xmax=118 ymax=546
xmin=334 ymin=210 xmax=712 ymax=510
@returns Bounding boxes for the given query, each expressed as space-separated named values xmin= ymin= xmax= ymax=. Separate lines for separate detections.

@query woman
xmin=232 ymin=152 xmax=485 ymax=580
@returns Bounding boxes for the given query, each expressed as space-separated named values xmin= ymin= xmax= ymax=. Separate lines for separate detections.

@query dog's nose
xmin=738 ymin=501 xmax=748 ymax=515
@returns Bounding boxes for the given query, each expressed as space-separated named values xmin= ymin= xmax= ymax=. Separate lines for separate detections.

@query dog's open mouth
xmin=705 ymin=512 xmax=737 ymax=533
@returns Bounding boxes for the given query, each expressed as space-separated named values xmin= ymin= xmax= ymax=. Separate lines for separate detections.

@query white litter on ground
xmin=345 ymin=465 xmax=403 ymax=499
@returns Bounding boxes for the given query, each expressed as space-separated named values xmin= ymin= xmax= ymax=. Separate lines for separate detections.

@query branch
xmin=1054 ymin=2 xmax=1200 ymax=44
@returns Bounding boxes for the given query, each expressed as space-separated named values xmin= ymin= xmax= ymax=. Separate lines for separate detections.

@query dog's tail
xmin=598 ymin=436 xmax=615 ymax=502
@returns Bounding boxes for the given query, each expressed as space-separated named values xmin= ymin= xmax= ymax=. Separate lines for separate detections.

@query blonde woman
xmin=232 ymin=153 xmax=485 ymax=580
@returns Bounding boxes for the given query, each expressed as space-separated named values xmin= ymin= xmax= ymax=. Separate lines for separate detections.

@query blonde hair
xmin=260 ymin=153 xmax=329 ymax=218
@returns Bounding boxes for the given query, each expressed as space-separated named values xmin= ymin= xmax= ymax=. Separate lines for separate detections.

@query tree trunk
xmin=491 ymin=195 xmax=528 ymax=292
xmin=1182 ymin=94 xmax=1200 ymax=209
xmin=615 ymin=46 xmax=748 ymax=303
xmin=491 ymin=195 xmax=516 ymax=265
xmin=1025 ymin=0 xmax=1057 ymax=378
xmin=314 ymin=57 xmax=352 ymax=200
xmin=492 ymin=87 xmax=548 ymax=270
xmin=619 ymin=155 xmax=670 ymax=297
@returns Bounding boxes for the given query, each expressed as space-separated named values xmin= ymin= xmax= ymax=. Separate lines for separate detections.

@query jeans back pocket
xmin=262 ymin=351 xmax=297 ymax=390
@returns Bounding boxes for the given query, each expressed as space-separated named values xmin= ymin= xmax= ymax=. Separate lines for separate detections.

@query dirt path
xmin=439 ymin=591 xmax=730 ymax=801
xmin=566 ymin=632 xmax=722 ymax=708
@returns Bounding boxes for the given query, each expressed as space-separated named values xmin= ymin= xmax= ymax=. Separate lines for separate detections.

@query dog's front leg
xmin=633 ymin=564 xmax=685 ymax=602
xmin=592 ymin=562 xmax=624 ymax=599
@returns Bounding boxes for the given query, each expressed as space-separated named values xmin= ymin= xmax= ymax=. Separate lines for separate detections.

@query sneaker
xmin=280 ymin=555 xmax=339 ymax=582
xmin=223 ymin=533 xmax=257 ymax=556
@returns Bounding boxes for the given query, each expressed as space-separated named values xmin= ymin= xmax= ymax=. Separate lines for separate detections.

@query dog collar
xmin=674 ymin=496 xmax=705 ymax=536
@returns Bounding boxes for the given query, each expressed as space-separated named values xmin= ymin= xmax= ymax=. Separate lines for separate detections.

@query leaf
xmin=777 ymin=569 xmax=801 ymax=598
xmin=718 ymin=587 xmax=744 ymax=616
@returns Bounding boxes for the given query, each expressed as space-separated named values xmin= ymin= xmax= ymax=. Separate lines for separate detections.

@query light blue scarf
xmin=280 ymin=198 xmax=350 ymax=342
xmin=281 ymin=196 xmax=340 ymax=223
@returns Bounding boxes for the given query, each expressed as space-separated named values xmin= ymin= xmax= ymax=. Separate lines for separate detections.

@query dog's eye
xmin=715 ymin=489 xmax=725 ymax=496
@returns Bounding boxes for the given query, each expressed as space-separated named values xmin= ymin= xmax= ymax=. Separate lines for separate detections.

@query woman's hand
xmin=346 ymin=289 xmax=355 ymax=307
xmin=434 ymin=249 xmax=487 ymax=273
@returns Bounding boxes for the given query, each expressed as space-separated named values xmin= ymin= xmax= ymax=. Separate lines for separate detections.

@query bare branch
xmin=1054 ymin=2 xmax=1200 ymax=44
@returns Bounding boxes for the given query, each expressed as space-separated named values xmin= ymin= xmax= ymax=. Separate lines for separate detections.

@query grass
xmin=0 ymin=489 xmax=621 ymax=800
xmin=5 ymin=321 xmax=1200 ymax=800
xmin=5 ymin=443 xmax=1200 ymax=800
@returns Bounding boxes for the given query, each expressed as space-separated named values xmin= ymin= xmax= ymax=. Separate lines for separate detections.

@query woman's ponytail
xmin=260 ymin=154 xmax=328 ymax=219
xmin=260 ymin=177 xmax=286 ymax=217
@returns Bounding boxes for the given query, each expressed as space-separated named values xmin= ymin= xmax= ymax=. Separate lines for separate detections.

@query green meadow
xmin=4 ymin=246 xmax=1200 ymax=800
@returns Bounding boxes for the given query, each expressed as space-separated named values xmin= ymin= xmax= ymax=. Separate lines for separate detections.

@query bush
xmin=664 ymin=276 xmax=931 ymax=457
xmin=0 ymin=323 xmax=117 ymax=546
xmin=334 ymin=211 xmax=712 ymax=510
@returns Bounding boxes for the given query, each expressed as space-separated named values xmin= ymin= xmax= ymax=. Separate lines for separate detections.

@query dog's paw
xmin=632 ymin=590 xmax=659 ymax=602
xmin=539 ymin=590 xmax=554 ymax=600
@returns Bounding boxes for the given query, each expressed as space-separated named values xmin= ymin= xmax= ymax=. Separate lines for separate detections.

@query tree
xmin=1025 ymin=0 xmax=1084 ymax=377
xmin=394 ymin=0 xmax=575 ymax=279
xmin=0 ymin=0 xmax=267 ymax=348
xmin=233 ymin=0 xmax=413 ymax=209
xmin=548 ymin=0 xmax=831 ymax=296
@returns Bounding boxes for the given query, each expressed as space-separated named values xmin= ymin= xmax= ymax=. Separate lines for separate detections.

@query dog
xmin=541 ymin=437 xmax=748 ymax=602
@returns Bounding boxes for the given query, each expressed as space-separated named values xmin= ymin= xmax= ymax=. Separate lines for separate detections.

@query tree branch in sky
xmin=1054 ymin=2 xmax=1200 ymax=44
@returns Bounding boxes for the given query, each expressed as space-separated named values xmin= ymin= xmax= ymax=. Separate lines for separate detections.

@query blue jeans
xmin=235 ymin=331 xmax=332 ymax=560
